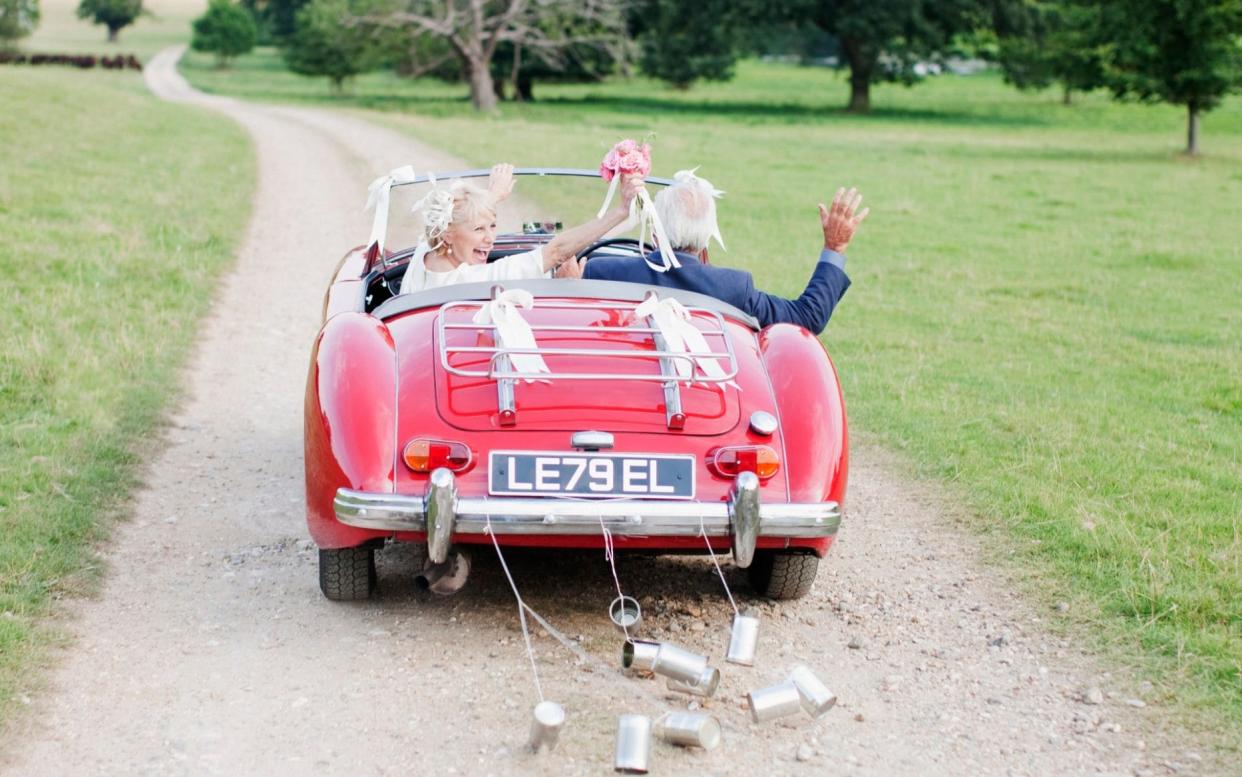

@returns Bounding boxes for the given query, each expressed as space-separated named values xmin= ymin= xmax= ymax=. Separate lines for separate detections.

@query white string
xmin=485 ymin=518 xmax=544 ymax=702
xmin=598 ymin=518 xmax=632 ymax=643
xmin=700 ymin=517 xmax=739 ymax=617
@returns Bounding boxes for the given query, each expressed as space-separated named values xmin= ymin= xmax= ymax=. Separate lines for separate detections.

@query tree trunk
xmin=466 ymin=59 xmax=498 ymax=111
xmin=107 ymin=26 xmax=119 ymax=43
xmin=1186 ymin=103 xmax=1199 ymax=155
xmin=1062 ymin=85 xmax=1073 ymax=105
xmin=841 ymin=36 xmax=873 ymax=113
xmin=516 ymin=71 xmax=533 ymax=102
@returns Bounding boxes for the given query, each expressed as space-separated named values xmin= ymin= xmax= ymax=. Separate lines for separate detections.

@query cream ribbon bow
xmin=473 ymin=289 xmax=550 ymax=383
xmin=635 ymin=295 xmax=736 ymax=388
xmin=364 ymin=165 xmax=420 ymax=254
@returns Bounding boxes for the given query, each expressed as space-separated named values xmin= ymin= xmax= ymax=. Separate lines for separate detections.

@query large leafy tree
xmin=993 ymin=0 xmax=1106 ymax=104
xmin=806 ymin=0 xmax=986 ymax=112
xmin=370 ymin=0 xmax=625 ymax=111
xmin=1099 ymin=0 xmax=1242 ymax=154
xmin=626 ymin=0 xmax=744 ymax=89
xmin=0 ymin=0 xmax=40 ymax=45
xmin=191 ymin=0 xmax=258 ymax=67
xmin=284 ymin=0 xmax=392 ymax=90
xmin=76 ymin=0 xmax=142 ymax=42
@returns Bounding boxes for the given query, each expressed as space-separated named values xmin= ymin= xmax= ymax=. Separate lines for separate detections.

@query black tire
xmin=318 ymin=546 xmax=376 ymax=601
xmin=747 ymin=550 xmax=819 ymax=600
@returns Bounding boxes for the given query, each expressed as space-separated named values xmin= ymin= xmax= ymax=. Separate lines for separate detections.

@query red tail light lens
xmin=403 ymin=439 xmax=473 ymax=473
xmin=709 ymin=446 xmax=780 ymax=480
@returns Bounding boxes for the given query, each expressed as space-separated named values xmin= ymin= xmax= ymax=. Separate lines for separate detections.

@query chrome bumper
xmin=333 ymin=469 xmax=840 ymax=569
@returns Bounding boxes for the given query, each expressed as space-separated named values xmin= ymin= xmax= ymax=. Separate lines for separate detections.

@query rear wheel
xmin=319 ymin=546 xmax=376 ymax=601
xmin=747 ymin=550 xmax=819 ymax=600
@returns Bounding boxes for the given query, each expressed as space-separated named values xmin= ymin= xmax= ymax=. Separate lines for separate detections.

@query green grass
xmin=182 ymin=53 xmax=1242 ymax=739
xmin=19 ymin=0 xmax=207 ymax=63
xmin=0 ymin=68 xmax=252 ymax=723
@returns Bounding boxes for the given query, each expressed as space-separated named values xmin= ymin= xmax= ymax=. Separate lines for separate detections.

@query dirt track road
xmin=0 ymin=47 xmax=1215 ymax=777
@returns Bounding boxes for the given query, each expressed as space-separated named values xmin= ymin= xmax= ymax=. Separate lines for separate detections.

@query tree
xmin=284 ymin=0 xmax=390 ymax=90
xmin=805 ymin=0 xmax=987 ymax=112
xmin=0 ymin=0 xmax=40 ymax=46
xmin=76 ymin=0 xmax=142 ymax=42
xmin=370 ymin=0 xmax=625 ymax=111
xmin=191 ymin=0 xmax=258 ymax=67
xmin=1099 ymin=0 xmax=1242 ymax=155
xmin=993 ymin=0 xmax=1106 ymax=104
xmin=243 ymin=0 xmax=309 ymax=41
xmin=490 ymin=3 xmax=627 ymax=100
xmin=626 ymin=0 xmax=743 ymax=89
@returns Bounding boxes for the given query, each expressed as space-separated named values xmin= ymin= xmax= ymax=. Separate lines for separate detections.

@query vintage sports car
xmin=304 ymin=169 xmax=848 ymax=601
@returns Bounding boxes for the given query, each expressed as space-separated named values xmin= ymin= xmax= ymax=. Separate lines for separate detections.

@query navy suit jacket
xmin=582 ymin=249 xmax=851 ymax=334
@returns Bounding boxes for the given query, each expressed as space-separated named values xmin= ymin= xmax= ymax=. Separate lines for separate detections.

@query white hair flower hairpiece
xmin=411 ymin=174 xmax=456 ymax=247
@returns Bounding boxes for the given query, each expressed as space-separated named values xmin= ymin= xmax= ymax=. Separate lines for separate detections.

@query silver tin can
xmin=651 ymin=643 xmax=710 ymax=684
xmin=726 ymin=612 xmax=760 ymax=666
xmin=665 ymin=665 xmax=721 ymax=698
xmin=747 ymin=680 xmax=804 ymax=723
xmin=528 ymin=701 xmax=565 ymax=753
xmin=621 ymin=640 xmax=660 ymax=673
xmin=614 ymin=714 xmax=651 ymax=774
xmin=789 ymin=665 xmax=837 ymax=717
xmin=654 ymin=712 xmax=722 ymax=750
xmin=609 ymin=595 xmax=642 ymax=633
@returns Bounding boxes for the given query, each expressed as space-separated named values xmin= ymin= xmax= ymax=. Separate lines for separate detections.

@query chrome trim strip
xmin=389 ymin=168 xmax=677 ymax=189
xmin=334 ymin=488 xmax=840 ymax=538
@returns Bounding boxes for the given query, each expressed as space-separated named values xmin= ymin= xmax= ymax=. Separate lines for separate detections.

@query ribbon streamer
xmin=364 ymin=164 xmax=420 ymax=254
xmin=473 ymin=289 xmax=551 ymax=382
xmin=635 ymin=189 xmax=679 ymax=274
xmin=635 ymin=295 xmax=736 ymax=387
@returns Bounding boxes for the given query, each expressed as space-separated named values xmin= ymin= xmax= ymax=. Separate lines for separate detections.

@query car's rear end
xmin=305 ymin=278 xmax=848 ymax=601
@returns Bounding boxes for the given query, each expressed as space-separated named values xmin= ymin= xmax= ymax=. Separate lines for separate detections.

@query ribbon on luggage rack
xmin=473 ymin=289 xmax=550 ymax=382
xmin=636 ymin=295 xmax=737 ymax=388
xmin=364 ymin=164 xmax=421 ymax=254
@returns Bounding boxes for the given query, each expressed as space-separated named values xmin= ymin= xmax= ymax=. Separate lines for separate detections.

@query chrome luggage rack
xmin=436 ymin=290 xmax=739 ymax=429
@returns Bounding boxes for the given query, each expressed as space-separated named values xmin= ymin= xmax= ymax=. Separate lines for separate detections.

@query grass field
xmin=0 ymin=68 xmax=252 ymax=722
xmin=18 ymin=0 xmax=206 ymax=62
xmin=181 ymin=52 xmax=1242 ymax=735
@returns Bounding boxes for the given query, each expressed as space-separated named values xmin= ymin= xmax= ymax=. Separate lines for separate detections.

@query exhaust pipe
xmin=415 ymin=548 xmax=472 ymax=595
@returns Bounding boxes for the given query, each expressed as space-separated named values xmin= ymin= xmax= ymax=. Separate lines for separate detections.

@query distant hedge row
xmin=0 ymin=52 xmax=142 ymax=71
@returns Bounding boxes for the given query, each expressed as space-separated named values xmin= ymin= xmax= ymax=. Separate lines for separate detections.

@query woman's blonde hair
xmin=415 ymin=179 xmax=497 ymax=249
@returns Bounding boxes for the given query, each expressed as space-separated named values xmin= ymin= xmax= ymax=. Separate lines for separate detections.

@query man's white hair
xmin=653 ymin=169 xmax=725 ymax=253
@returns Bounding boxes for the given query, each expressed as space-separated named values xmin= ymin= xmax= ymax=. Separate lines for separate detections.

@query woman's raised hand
xmin=488 ymin=163 xmax=515 ymax=201
xmin=618 ymin=173 xmax=645 ymax=208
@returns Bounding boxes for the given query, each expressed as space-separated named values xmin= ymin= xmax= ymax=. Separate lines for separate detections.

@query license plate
xmin=488 ymin=452 xmax=695 ymax=499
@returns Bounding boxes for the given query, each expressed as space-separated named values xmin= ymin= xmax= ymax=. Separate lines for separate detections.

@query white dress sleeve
xmin=402 ymin=247 xmax=547 ymax=292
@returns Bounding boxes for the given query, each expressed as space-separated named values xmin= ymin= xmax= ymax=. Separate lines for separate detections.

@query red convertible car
xmin=304 ymin=169 xmax=848 ymax=602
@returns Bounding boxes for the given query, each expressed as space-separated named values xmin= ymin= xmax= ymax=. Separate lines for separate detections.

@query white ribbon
xmin=595 ymin=173 xmax=620 ymax=219
xmin=473 ymin=289 xmax=550 ymax=382
xmin=364 ymin=164 xmax=420 ymax=254
xmin=636 ymin=189 xmax=680 ymax=274
xmin=635 ymin=295 xmax=736 ymax=388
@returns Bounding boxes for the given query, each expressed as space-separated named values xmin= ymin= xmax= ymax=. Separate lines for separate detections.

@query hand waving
xmin=488 ymin=163 xmax=515 ymax=201
xmin=819 ymin=187 xmax=869 ymax=254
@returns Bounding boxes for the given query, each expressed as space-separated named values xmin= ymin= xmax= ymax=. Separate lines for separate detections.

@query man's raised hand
xmin=819 ymin=187 xmax=870 ymax=254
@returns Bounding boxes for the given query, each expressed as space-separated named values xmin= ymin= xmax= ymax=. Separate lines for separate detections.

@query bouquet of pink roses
xmin=599 ymin=139 xmax=652 ymax=181
xmin=596 ymin=139 xmax=678 ymax=273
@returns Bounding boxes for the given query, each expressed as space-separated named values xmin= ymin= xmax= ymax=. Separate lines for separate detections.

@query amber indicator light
xmin=403 ymin=438 xmax=473 ymax=473
xmin=709 ymin=445 xmax=780 ymax=480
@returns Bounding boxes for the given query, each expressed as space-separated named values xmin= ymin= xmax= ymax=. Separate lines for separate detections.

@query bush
xmin=191 ymin=0 xmax=257 ymax=67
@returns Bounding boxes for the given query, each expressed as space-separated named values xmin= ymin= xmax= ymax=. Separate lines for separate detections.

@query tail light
xmin=403 ymin=438 xmax=473 ymax=473
xmin=709 ymin=445 xmax=780 ymax=480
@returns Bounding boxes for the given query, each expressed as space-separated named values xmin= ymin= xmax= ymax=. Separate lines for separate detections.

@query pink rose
xmin=599 ymin=139 xmax=652 ymax=181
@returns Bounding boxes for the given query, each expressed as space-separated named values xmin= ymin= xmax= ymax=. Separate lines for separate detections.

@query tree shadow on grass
xmin=537 ymin=94 xmax=1050 ymax=129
